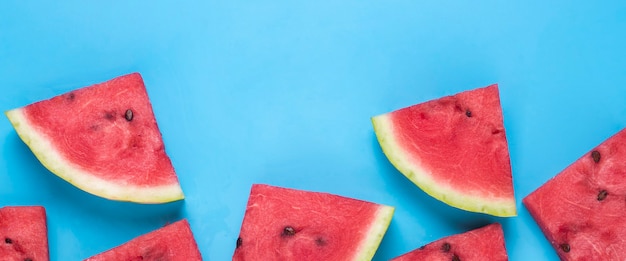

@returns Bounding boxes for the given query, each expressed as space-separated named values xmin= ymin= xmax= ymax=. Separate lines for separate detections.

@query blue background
xmin=1 ymin=1 xmax=625 ymax=260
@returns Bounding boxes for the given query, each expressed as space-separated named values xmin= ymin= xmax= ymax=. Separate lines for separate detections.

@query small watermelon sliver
xmin=524 ymin=128 xmax=626 ymax=260
xmin=0 ymin=206 xmax=49 ymax=261
xmin=233 ymin=184 xmax=395 ymax=261
xmin=5 ymin=73 xmax=183 ymax=203
xmin=84 ymin=219 xmax=202 ymax=261
xmin=372 ymin=84 xmax=516 ymax=217
xmin=390 ymin=223 xmax=508 ymax=261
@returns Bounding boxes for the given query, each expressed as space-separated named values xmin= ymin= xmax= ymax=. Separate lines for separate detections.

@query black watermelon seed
xmin=24 ymin=259 xmax=32 ymax=261
xmin=454 ymin=103 xmax=463 ymax=112
xmin=441 ymin=242 xmax=451 ymax=252
xmin=125 ymin=109 xmax=134 ymax=121
xmin=418 ymin=245 xmax=426 ymax=250
xmin=236 ymin=237 xmax=242 ymax=248
xmin=315 ymin=237 xmax=327 ymax=246
xmin=452 ymin=254 xmax=460 ymax=261
xmin=591 ymin=150 xmax=601 ymax=163
xmin=597 ymin=190 xmax=608 ymax=201
xmin=105 ymin=111 xmax=115 ymax=120
xmin=465 ymin=109 xmax=472 ymax=117
xmin=67 ymin=92 xmax=75 ymax=101
xmin=560 ymin=243 xmax=571 ymax=253
xmin=5 ymin=237 xmax=12 ymax=244
xmin=282 ymin=226 xmax=296 ymax=236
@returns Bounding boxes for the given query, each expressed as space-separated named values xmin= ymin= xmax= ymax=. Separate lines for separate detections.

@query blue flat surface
xmin=1 ymin=1 xmax=626 ymax=260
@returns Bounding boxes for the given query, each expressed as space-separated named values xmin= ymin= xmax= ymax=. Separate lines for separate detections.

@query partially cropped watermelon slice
xmin=390 ymin=223 xmax=508 ymax=261
xmin=0 ymin=206 xmax=49 ymax=261
xmin=372 ymin=84 xmax=516 ymax=217
xmin=5 ymin=73 xmax=183 ymax=203
xmin=232 ymin=184 xmax=394 ymax=261
xmin=524 ymin=128 xmax=626 ymax=260
xmin=84 ymin=219 xmax=202 ymax=261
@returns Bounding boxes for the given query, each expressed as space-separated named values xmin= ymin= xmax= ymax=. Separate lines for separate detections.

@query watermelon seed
xmin=24 ymin=259 xmax=32 ymax=261
xmin=452 ymin=254 xmax=460 ymax=261
xmin=465 ymin=109 xmax=472 ymax=117
xmin=67 ymin=92 xmax=75 ymax=101
xmin=418 ymin=245 xmax=426 ymax=250
xmin=454 ymin=103 xmax=463 ymax=112
xmin=282 ymin=226 xmax=296 ymax=236
xmin=105 ymin=111 xmax=115 ymax=120
xmin=125 ymin=109 xmax=134 ymax=121
xmin=441 ymin=242 xmax=451 ymax=252
xmin=315 ymin=237 xmax=327 ymax=246
xmin=4 ymin=237 xmax=12 ymax=244
xmin=597 ymin=190 xmax=608 ymax=201
xmin=591 ymin=150 xmax=601 ymax=163
xmin=560 ymin=243 xmax=571 ymax=253
xmin=236 ymin=237 xmax=242 ymax=248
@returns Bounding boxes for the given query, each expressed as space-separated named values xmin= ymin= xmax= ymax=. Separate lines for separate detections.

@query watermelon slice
xmin=523 ymin=128 xmax=626 ymax=260
xmin=5 ymin=73 xmax=184 ymax=203
xmin=0 ymin=206 xmax=49 ymax=261
xmin=371 ymin=84 xmax=516 ymax=217
xmin=84 ymin=219 xmax=202 ymax=261
xmin=232 ymin=184 xmax=394 ymax=261
xmin=390 ymin=223 xmax=508 ymax=261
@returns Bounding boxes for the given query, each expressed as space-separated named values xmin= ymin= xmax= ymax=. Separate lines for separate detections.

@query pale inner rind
xmin=352 ymin=205 xmax=395 ymax=261
xmin=372 ymin=114 xmax=516 ymax=217
xmin=5 ymin=108 xmax=184 ymax=204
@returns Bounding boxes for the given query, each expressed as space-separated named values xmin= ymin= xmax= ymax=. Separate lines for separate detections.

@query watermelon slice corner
xmin=390 ymin=223 xmax=508 ymax=261
xmin=0 ymin=206 xmax=49 ymax=261
xmin=523 ymin=127 xmax=626 ymax=260
xmin=84 ymin=219 xmax=202 ymax=261
xmin=372 ymin=84 xmax=516 ymax=217
xmin=5 ymin=73 xmax=184 ymax=204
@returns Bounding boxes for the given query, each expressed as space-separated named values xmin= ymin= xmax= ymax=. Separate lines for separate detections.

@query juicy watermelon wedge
xmin=5 ymin=73 xmax=184 ymax=203
xmin=84 ymin=219 xmax=202 ymax=261
xmin=0 ymin=206 xmax=49 ymax=261
xmin=524 ymin=128 xmax=626 ymax=260
xmin=390 ymin=223 xmax=508 ymax=260
xmin=372 ymin=84 xmax=516 ymax=217
xmin=232 ymin=184 xmax=394 ymax=261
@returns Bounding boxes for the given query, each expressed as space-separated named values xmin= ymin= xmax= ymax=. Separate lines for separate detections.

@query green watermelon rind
xmin=371 ymin=114 xmax=516 ymax=217
xmin=353 ymin=205 xmax=395 ymax=261
xmin=5 ymin=108 xmax=184 ymax=204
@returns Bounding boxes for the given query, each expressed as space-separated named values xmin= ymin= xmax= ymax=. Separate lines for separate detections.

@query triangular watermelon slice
xmin=390 ymin=223 xmax=508 ymax=260
xmin=0 ymin=206 xmax=49 ymax=261
xmin=232 ymin=184 xmax=394 ymax=261
xmin=371 ymin=84 xmax=516 ymax=217
xmin=5 ymin=73 xmax=184 ymax=203
xmin=524 ymin=128 xmax=626 ymax=260
xmin=84 ymin=219 xmax=202 ymax=260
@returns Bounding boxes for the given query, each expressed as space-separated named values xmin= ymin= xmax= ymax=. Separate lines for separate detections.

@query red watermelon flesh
xmin=390 ymin=223 xmax=508 ymax=261
xmin=523 ymin=128 xmax=626 ymax=260
xmin=372 ymin=84 xmax=516 ymax=217
xmin=0 ymin=206 xmax=49 ymax=261
xmin=84 ymin=219 xmax=202 ymax=261
xmin=232 ymin=184 xmax=394 ymax=261
xmin=5 ymin=73 xmax=183 ymax=203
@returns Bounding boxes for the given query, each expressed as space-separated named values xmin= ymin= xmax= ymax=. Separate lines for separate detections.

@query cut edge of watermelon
xmin=0 ymin=206 xmax=50 ymax=261
xmin=371 ymin=114 xmax=516 ymax=217
xmin=5 ymin=108 xmax=184 ymax=204
xmin=353 ymin=205 xmax=395 ymax=261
